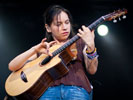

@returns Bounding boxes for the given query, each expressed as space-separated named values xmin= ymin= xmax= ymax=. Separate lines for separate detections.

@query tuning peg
xmin=113 ymin=19 xmax=117 ymax=23
xmin=122 ymin=15 xmax=126 ymax=19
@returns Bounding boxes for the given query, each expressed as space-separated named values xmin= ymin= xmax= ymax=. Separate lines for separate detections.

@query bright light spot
xmin=97 ymin=24 xmax=108 ymax=36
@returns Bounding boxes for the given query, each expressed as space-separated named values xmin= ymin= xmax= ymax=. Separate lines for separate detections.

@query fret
xmin=89 ymin=17 xmax=105 ymax=30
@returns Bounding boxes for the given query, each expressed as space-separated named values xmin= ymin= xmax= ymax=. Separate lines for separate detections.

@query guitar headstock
xmin=103 ymin=9 xmax=128 ymax=22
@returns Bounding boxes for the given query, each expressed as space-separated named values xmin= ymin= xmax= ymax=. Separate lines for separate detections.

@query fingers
xmin=77 ymin=25 xmax=95 ymax=48
xmin=41 ymin=38 xmax=56 ymax=48
xmin=78 ymin=25 xmax=95 ymax=36
xmin=41 ymin=38 xmax=47 ymax=43
xmin=49 ymin=41 xmax=57 ymax=47
xmin=41 ymin=42 xmax=52 ymax=56
xmin=45 ymin=41 xmax=56 ymax=49
xmin=78 ymin=25 xmax=90 ymax=34
xmin=45 ymin=42 xmax=50 ymax=54
xmin=82 ymin=25 xmax=90 ymax=32
xmin=78 ymin=28 xmax=84 ymax=35
xmin=46 ymin=41 xmax=57 ymax=56
xmin=42 ymin=40 xmax=56 ymax=56
xmin=41 ymin=38 xmax=47 ymax=48
xmin=77 ymin=33 xmax=82 ymax=37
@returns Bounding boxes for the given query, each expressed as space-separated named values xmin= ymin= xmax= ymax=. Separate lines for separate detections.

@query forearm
xmin=8 ymin=47 xmax=37 ymax=71
xmin=83 ymin=45 xmax=98 ymax=75
xmin=85 ymin=56 xmax=98 ymax=75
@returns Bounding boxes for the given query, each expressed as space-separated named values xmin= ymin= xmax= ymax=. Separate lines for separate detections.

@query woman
xmin=8 ymin=5 xmax=98 ymax=100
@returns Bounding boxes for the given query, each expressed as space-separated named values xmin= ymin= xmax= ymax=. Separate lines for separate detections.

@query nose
xmin=62 ymin=23 xmax=67 ymax=30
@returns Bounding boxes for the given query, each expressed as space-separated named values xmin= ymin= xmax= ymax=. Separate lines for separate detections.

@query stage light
xmin=97 ymin=24 xmax=108 ymax=36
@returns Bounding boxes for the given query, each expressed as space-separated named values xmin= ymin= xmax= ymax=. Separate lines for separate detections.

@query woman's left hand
xmin=77 ymin=25 xmax=95 ymax=52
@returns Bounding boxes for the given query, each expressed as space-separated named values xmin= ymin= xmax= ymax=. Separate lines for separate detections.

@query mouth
xmin=62 ymin=32 xmax=69 ymax=36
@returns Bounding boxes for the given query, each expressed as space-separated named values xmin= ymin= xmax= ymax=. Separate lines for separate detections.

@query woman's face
xmin=46 ymin=11 xmax=71 ymax=42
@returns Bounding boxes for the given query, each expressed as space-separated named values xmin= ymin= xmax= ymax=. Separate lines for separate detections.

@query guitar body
xmin=5 ymin=44 xmax=75 ymax=100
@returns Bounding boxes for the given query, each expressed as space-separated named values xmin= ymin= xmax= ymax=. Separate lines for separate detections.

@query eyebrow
xmin=56 ymin=19 xmax=70 ymax=23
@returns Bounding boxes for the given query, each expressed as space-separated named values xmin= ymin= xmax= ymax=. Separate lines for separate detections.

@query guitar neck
xmin=88 ymin=16 xmax=105 ymax=30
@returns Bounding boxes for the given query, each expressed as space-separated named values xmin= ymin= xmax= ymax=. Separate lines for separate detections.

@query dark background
xmin=0 ymin=0 xmax=132 ymax=100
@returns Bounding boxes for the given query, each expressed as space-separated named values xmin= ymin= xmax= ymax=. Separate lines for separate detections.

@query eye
xmin=56 ymin=22 xmax=61 ymax=26
xmin=65 ymin=20 xmax=70 ymax=24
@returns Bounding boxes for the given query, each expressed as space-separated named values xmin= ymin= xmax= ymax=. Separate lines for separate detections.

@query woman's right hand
xmin=33 ymin=38 xmax=56 ymax=56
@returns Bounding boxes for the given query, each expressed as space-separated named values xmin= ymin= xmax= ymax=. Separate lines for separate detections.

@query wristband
xmin=86 ymin=48 xmax=96 ymax=54
xmin=86 ymin=48 xmax=99 ymax=59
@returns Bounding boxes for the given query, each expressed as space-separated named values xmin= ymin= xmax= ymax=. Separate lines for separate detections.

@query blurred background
xmin=0 ymin=0 xmax=132 ymax=100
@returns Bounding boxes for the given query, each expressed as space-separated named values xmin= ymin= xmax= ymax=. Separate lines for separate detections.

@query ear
xmin=45 ymin=24 xmax=51 ymax=33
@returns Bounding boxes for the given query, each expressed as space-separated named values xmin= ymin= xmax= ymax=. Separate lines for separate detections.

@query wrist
xmin=86 ymin=46 xmax=95 ymax=54
xmin=86 ymin=47 xmax=99 ymax=59
xmin=31 ymin=47 xmax=38 ymax=54
xmin=85 ymin=42 xmax=95 ymax=53
xmin=31 ymin=47 xmax=41 ymax=57
xmin=32 ymin=43 xmax=42 ymax=53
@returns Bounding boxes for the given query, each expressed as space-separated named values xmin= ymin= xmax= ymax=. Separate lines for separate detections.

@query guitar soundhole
xmin=21 ymin=71 xmax=28 ymax=83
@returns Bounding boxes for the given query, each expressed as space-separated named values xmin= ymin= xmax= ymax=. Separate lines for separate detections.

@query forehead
xmin=53 ymin=11 xmax=69 ymax=22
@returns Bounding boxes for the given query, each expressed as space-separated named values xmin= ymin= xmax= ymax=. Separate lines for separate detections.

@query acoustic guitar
xmin=5 ymin=9 xmax=127 ymax=100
